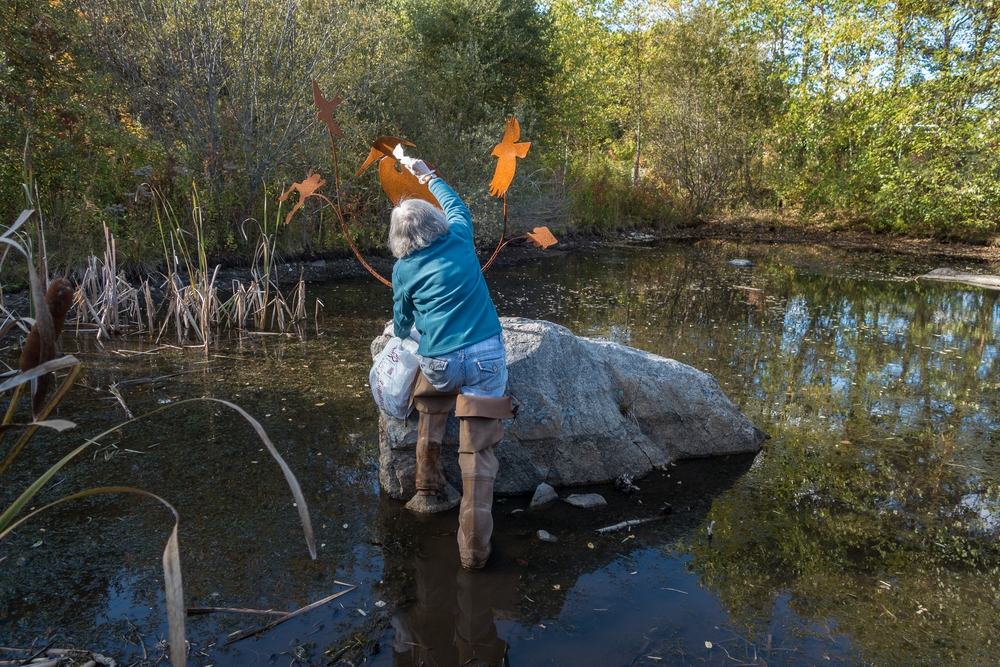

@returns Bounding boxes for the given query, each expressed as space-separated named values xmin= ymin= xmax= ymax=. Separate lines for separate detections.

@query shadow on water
xmin=2 ymin=240 xmax=1000 ymax=666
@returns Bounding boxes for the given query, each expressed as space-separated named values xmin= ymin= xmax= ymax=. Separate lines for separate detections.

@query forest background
xmin=2 ymin=0 xmax=998 ymax=269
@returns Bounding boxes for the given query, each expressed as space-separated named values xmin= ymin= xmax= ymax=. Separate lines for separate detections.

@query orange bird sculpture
xmin=489 ymin=118 xmax=530 ymax=197
xmin=312 ymin=80 xmax=345 ymax=142
xmin=356 ymin=136 xmax=440 ymax=208
xmin=279 ymin=170 xmax=326 ymax=225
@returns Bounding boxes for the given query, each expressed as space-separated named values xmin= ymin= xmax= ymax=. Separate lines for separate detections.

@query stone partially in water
xmin=564 ymin=493 xmax=607 ymax=509
xmin=530 ymin=482 xmax=559 ymax=508
xmin=375 ymin=318 xmax=766 ymax=500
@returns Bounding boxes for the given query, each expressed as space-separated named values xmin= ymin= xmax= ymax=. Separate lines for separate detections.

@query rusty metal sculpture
xmin=480 ymin=117 xmax=557 ymax=272
xmin=281 ymin=81 xmax=556 ymax=289
xmin=356 ymin=136 xmax=441 ymax=209
xmin=279 ymin=170 xmax=326 ymax=226
xmin=312 ymin=80 xmax=345 ymax=143
xmin=526 ymin=227 xmax=558 ymax=249
xmin=489 ymin=118 xmax=530 ymax=198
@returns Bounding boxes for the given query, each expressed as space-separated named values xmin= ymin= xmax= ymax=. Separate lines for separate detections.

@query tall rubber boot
xmin=455 ymin=395 xmax=514 ymax=570
xmin=405 ymin=373 xmax=461 ymax=514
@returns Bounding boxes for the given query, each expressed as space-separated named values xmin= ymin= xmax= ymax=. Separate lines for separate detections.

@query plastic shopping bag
xmin=370 ymin=335 xmax=421 ymax=419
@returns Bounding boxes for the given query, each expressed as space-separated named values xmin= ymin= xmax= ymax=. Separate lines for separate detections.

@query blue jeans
xmin=416 ymin=334 xmax=508 ymax=398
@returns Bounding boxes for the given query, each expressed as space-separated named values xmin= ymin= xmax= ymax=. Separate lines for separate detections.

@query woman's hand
xmin=399 ymin=156 xmax=436 ymax=184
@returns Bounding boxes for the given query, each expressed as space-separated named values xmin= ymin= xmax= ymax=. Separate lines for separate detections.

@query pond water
xmin=2 ymin=240 xmax=999 ymax=667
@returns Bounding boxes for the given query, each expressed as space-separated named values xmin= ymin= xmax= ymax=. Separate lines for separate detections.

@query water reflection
xmin=2 ymin=241 xmax=1000 ymax=666
xmin=386 ymin=523 xmax=509 ymax=667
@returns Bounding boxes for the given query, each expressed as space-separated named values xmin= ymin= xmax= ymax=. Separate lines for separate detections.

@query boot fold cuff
xmin=455 ymin=395 xmax=514 ymax=419
xmin=413 ymin=395 xmax=457 ymax=414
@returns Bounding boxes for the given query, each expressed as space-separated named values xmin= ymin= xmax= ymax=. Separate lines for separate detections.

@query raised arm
xmin=428 ymin=178 xmax=473 ymax=241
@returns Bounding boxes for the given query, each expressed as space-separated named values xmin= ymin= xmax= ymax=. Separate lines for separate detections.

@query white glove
xmin=399 ymin=156 xmax=436 ymax=184
xmin=393 ymin=145 xmax=436 ymax=184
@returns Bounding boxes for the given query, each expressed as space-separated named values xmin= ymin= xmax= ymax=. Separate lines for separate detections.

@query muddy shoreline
xmin=3 ymin=222 xmax=998 ymax=316
xmin=237 ymin=220 xmax=1000 ymax=288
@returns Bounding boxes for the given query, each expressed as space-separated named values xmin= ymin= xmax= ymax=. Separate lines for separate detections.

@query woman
xmin=390 ymin=156 xmax=514 ymax=570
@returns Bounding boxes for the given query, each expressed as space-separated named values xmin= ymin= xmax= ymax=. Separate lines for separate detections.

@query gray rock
xmin=374 ymin=318 xmax=765 ymax=500
xmin=536 ymin=530 xmax=558 ymax=543
xmin=530 ymin=483 xmax=559 ymax=508
xmin=726 ymin=258 xmax=755 ymax=267
xmin=564 ymin=493 xmax=607 ymax=509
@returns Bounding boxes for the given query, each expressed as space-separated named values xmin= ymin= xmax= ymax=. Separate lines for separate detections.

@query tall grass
xmin=65 ymin=189 xmax=311 ymax=344
xmin=0 ymin=207 xmax=317 ymax=666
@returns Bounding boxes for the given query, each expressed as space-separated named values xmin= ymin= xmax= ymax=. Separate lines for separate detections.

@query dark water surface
xmin=2 ymin=240 xmax=999 ymax=666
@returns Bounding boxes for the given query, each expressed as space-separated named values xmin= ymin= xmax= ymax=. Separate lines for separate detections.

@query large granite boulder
xmin=374 ymin=317 xmax=765 ymax=499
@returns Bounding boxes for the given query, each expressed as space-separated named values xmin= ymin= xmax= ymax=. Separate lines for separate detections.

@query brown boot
xmin=405 ymin=373 xmax=461 ymax=514
xmin=455 ymin=395 xmax=514 ymax=569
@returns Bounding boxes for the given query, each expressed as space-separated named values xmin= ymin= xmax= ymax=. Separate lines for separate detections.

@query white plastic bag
xmin=370 ymin=333 xmax=421 ymax=419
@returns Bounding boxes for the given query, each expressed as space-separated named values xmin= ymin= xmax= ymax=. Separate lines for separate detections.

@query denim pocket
xmin=472 ymin=355 xmax=505 ymax=392
xmin=418 ymin=356 xmax=451 ymax=387
xmin=426 ymin=358 xmax=448 ymax=372
xmin=476 ymin=357 xmax=503 ymax=374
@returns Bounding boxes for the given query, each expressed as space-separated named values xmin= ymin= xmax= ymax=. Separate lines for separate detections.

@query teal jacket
xmin=392 ymin=178 xmax=502 ymax=356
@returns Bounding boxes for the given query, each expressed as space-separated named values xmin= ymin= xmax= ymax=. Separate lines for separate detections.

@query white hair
xmin=388 ymin=199 xmax=449 ymax=258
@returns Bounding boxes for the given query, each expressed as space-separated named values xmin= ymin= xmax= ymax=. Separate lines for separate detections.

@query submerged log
xmin=373 ymin=317 xmax=765 ymax=499
xmin=918 ymin=268 xmax=1000 ymax=290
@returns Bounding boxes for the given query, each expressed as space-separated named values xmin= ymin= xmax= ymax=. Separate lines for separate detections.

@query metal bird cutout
xmin=280 ymin=92 xmax=557 ymax=289
xmin=489 ymin=118 xmax=530 ymax=197
xmin=312 ymin=81 xmax=345 ymax=144
xmin=356 ymin=136 xmax=441 ymax=209
xmin=279 ymin=170 xmax=326 ymax=226
xmin=526 ymin=227 xmax=558 ymax=249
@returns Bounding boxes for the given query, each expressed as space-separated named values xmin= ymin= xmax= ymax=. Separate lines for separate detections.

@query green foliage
xmin=4 ymin=0 xmax=1000 ymax=260
xmin=391 ymin=0 xmax=556 ymax=220
xmin=0 ymin=0 xmax=151 ymax=264
xmin=568 ymin=156 xmax=678 ymax=230
xmin=645 ymin=5 xmax=781 ymax=215
xmin=745 ymin=0 xmax=1000 ymax=240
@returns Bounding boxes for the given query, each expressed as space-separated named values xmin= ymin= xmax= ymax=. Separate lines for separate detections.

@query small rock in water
xmin=726 ymin=258 xmax=755 ymax=267
xmin=614 ymin=473 xmax=640 ymax=495
xmin=530 ymin=482 xmax=559 ymax=508
xmin=536 ymin=529 xmax=558 ymax=543
xmin=564 ymin=493 xmax=608 ymax=509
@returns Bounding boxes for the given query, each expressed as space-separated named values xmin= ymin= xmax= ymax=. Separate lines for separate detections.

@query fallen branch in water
xmin=0 ymin=647 xmax=111 ymax=666
xmin=224 ymin=582 xmax=357 ymax=645
xmin=187 ymin=606 xmax=288 ymax=617
xmin=596 ymin=516 xmax=666 ymax=534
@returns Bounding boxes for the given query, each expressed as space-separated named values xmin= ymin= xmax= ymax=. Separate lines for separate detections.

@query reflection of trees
xmin=687 ymin=426 xmax=1000 ymax=666
xmin=488 ymin=242 xmax=1000 ymax=664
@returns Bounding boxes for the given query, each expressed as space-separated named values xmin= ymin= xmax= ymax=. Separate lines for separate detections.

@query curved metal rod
xmin=480 ymin=192 xmax=508 ymax=274
xmin=489 ymin=234 xmax=529 ymax=258
xmin=311 ymin=192 xmax=392 ymax=288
